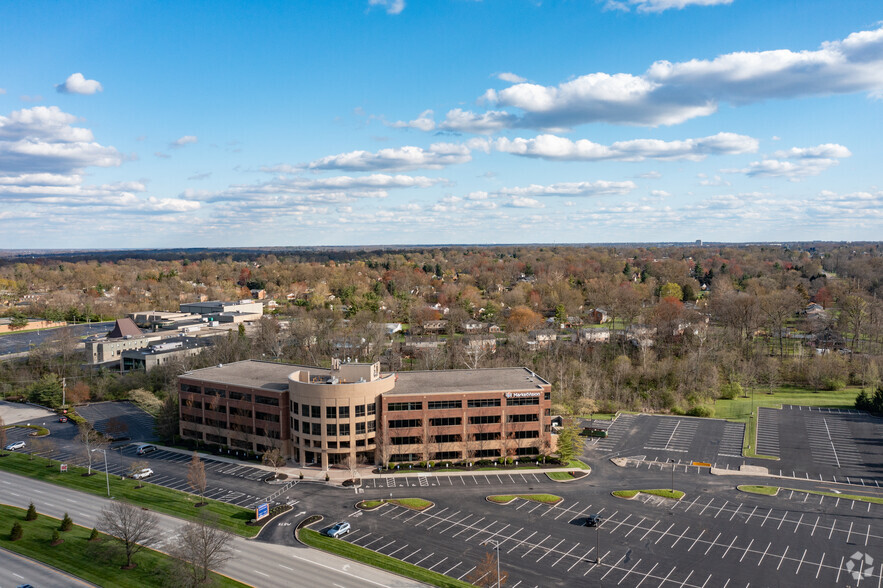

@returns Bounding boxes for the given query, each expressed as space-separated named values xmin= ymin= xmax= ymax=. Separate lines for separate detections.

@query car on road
xmin=136 ymin=444 xmax=157 ymax=455
xmin=131 ymin=467 xmax=154 ymax=480
xmin=5 ymin=441 xmax=25 ymax=451
xmin=585 ymin=514 xmax=602 ymax=527
xmin=58 ymin=416 xmax=68 ymax=423
xmin=325 ymin=522 xmax=351 ymax=538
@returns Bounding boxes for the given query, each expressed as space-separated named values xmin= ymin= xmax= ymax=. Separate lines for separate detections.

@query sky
xmin=0 ymin=0 xmax=881 ymax=248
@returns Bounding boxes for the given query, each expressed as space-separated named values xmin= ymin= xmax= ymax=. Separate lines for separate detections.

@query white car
xmin=131 ymin=467 xmax=153 ymax=480
xmin=5 ymin=441 xmax=25 ymax=451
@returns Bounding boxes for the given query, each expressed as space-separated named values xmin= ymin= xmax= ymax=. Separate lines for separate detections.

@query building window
xmin=229 ymin=391 xmax=251 ymax=402
xmin=326 ymin=406 xmax=337 ymax=419
xmin=428 ymin=400 xmax=462 ymax=410
xmin=517 ymin=447 xmax=540 ymax=456
xmin=474 ymin=449 xmax=500 ymax=458
xmin=367 ymin=403 xmax=376 ymax=416
xmin=355 ymin=405 xmax=365 ymax=417
xmin=256 ymin=412 xmax=280 ymax=423
xmin=311 ymin=405 xmax=320 ymax=419
xmin=429 ymin=417 xmax=462 ymax=427
xmin=339 ymin=423 xmax=350 ymax=436
xmin=291 ymin=401 xmax=299 ymax=414
xmin=204 ymin=387 xmax=226 ymax=398
xmin=229 ymin=407 xmax=252 ymax=418
xmin=327 ymin=423 xmax=337 ymax=436
xmin=433 ymin=451 xmax=460 ymax=460
xmin=181 ymin=383 xmax=201 ymax=394
xmin=390 ymin=453 xmax=420 ymax=462
xmin=339 ymin=406 xmax=350 ymax=418
xmin=205 ymin=434 xmax=227 ymax=445
xmin=292 ymin=419 xmax=299 ymax=432
xmin=506 ymin=397 xmax=539 ymax=406
xmin=389 ymin=419 xmax=422 ymax=429
xmin=339 ymin=441 xmax=350 ymax=448
xmin=182 ymin=414 xmax=203 ymax=424
xmin=356 ymin=439 xmax=365 ymax=447
xmin=327 ymin=441 xmax=337 ymax=449
xmin=514 ymin=430 xmax=539 ymax=439
xmin=473 ymin=432 xmax=500 ymax=441
xmin=468 ymin=415 xmax=500 ymax=425
xmin=301 ymin=404 xmax=309 ymax=417
xmin=311 ymin=423 xmax=321 ymax=436
xmin=467 ymin=398 xmax=501 ymax=408
xmin=508 ymin=414 xmax=539 ymax=423
xmin=544 ymin=392 xmax=551 ymax=401
xmin=432 ymin=434 xmax=461 ymax=443
xmin=388 ymin=402 xmax=422 ymax=411
xmin=255 ymin=395 xmax=279 ymax=406
xmin=367 ymin=420 xmax=376 ymax=433
xmin=356 ymin=422 xmax=366 ymax=435
xmin=205 ymin=418 xmax=226 ymax=429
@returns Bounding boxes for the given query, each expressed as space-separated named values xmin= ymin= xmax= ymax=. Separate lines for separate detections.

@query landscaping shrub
xmin=10 ymin=521 xmax=22 ymax=541
xmin=60 ymin=512 xmax=73 ymax=531
xmin=25 ymin=502 xmax=37 ymax=521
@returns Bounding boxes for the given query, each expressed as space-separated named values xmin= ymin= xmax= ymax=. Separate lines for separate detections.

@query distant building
xmin=121 ymin=337 xmax=213 ymax=372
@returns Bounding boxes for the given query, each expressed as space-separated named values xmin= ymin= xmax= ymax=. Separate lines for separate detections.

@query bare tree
xmin=128 ymin=460 xmax=150 ymax=488
xmin=261 ymin=447 xmax=286 ymax=480
xmin=467 ymin=550 xmax=508 ymax=587
xmin=0 ymin=417 xmax=6 ymax=456
xmin=187 ymin=451 xmax=207 ymax=506
xmin=105 ymin=416 xmax=129 ymax=442
xmin=76 ymin=422 xmax=106 ymax=475
xmin=375 ymin=422 xmax=393 ymax=471
xmin=31 ymin=436 xmax=55 ymax=466
xmin=171 ymin=512 xmax=234 ymax=588
xmin=343 ymin=453 xmax=364 ymax=483
xmin=98 ymin=501 xmax=159 ymax=569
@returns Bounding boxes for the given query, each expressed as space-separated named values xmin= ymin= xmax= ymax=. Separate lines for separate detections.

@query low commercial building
xmin=177 ymin=359 xmax=552 ymax=469
xmin=121 ymin=337 xmax=213 ymax=372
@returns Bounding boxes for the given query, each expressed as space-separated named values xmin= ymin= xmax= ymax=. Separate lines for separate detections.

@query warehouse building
xmin=177 ymin=359 xmax=552 ymax=469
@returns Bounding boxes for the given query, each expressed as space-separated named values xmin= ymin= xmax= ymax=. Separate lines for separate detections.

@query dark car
xmin=58 ymin=416 xmax=68 ymax=423
xmin=585 ymin=514 xmax=602 ymax=527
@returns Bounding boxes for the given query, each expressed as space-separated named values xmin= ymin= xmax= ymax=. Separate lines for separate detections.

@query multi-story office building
xmin=177 ymin=359 xmax=552 ymax=469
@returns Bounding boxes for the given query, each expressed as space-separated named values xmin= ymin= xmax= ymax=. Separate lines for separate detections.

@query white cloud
xmin=492 ymin=131 xmax=757 ymax=162
xmin=448 ymin=25 xmax=883 ymax=130
xmin=638 ymin=170 xmax=662 ymax=179
xmin=171 ymin=135 xmax=198 ymax=148
xmin=55 ymin=73 xmax=103 ymax=95
xmin=369 ymin=0 xmax=405 ymax=14
xmin=388 ymin=109 xmax=435 ymax=131
xmin=305 ymin=142 xmax=471 ymax=172
xmin=610 ymin=0 xmax=733 ymax=13
xmin=770 ymin=143 xmax=852 ymax=159
xmin=496 ymin=72 xmax=527 ymax=83
xmin=725 ymin=142 xmax=852 ymax=179
xmin=506 ymin=196 xmax=544 ymax=208
xmin=498 ymin=180 xmax=636 ymax=198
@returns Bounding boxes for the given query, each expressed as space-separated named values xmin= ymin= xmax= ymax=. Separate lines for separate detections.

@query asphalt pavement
xmin=0 ymin=547 xmax=97 ymax=588
xmin=0 ymin=322 xmax=113 ymax=356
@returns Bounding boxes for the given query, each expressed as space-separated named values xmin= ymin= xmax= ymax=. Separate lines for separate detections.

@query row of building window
xmin=292 ymin=437 xmax=374 ymax=449
xmin=293 ymin=402 xmax=377 ymax=419
xmin=181 ymin=384 xmax=279 ymax=406
xmin=389 ymin=447 xmax=541 ymax=462
xmin=291 ymin=420 xmax=377 ymax=436
xmin=387 ymin=397 xmax=543 ymax=411
xmin=385 ymin=429 xmax=540 ymax=445
xmin=389 ymin=414 xmax=540 ymax=429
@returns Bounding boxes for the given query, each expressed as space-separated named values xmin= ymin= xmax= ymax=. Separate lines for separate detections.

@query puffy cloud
xmin=609 ymin=0 xmax=733 ymax=13
xmin=493 ymin=131 xmax=757 ymax=162
xmin=171 ymin=135 xmax=198 ymax=148
xmin=498 ymin=180 xmax=636 ymax=198
xmin=506 ymin=196 xmax=544 ymax=208
xmin=770 ymin=144 xmax=852 ymax=159
xmin=496 ymin=72 xmax=527 ymax=83
xmin=305 ymin=142 xmax=471 ymax=172
xmin=449 ymin=26 xmax=883 ymax=130
xmin=388 ymin=109 xmax=435 ymax=132
xmin=726 ymin=142 xmax=851 ymax=179
xmin=369 ymin=0 xmax=405 ymax=14
xmin=55 ymin=73 xmax=103 ymax=95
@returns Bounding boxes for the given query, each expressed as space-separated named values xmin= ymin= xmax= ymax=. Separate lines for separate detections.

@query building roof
xmin=122 ymin=336 xmax=212 ymax=357
xmin=107 ymin=318 xmax=144 ymax=339
xmin=388 ymin=367 xmax=548 ymax=396
xmin=180 ymin=360 xmax=316 ymax=392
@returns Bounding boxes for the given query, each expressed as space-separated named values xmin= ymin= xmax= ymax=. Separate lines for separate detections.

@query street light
xmin=669 ymin=458 xmax=676 ymax=493
xmin=92 ymin=449 xmax=110 ymax=497
xmin=481 ymin=539 xmax=502 ymax=588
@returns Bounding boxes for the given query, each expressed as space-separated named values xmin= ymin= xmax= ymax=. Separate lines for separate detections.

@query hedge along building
xmin=177 ymin=359 xmax=552 ymax=470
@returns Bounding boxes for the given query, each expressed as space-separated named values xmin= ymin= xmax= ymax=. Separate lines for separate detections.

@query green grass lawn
xmin=547 ymin=472 xmax=575 ymax=481
xmin=708 ymin=386 xmax=860 ymax=458
xmin=300 ymin=528 xmax=473 ymax=588
xmin=487 ymin=493 xmax=562 ymax=504
xmin=0 ymin=504 xmax=248 ymax=588
xmin=357 ymin=500 xmax=384 ymax=509
xmin=738 ymin=485 xmax=883 ymax=504
xmin=387 ymin=498 xmax=433 ymax=510
xmin=0 ymin=453 xmax=258 ymax=537
xmin=612 ymin=489 xmax=685 ymax=500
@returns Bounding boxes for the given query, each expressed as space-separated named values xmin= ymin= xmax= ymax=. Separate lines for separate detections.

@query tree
xmin=50 ymin=528 xmax=63 ymax=545
xmin=98 ymin=501 xmax=159 ymax=569
xmin=8 ymin=314 xmax=28 ymax=331
xmin=10 ymin=521 xmax=23 ymax=541
xmin=60 ymin=513 xmax=73 ymax=532
xmin=506 ymin=305 xmax=543 ymax=333
xmin=467 ymin=550 xmax=508 ymax=587
xmin=760 ymin=289 xmax=802 ymax=357
xmin=156 ymin=389 xmax=180 ymax=443
xmin=67 ymin=381 xmax=91 ymax=404
xmin=171 ymin=513 xmax=234 ymax=588
xmin=30 ymin=436 xmax=55 ymax=466
xmin=89 ymin=527 xmax=100 ymax=541
xmin=26 ymin=502 xmax=37 ymax=521
xmin=659 ymin=282 xmax=683 ymax=301
xmin=261 ymin=447 xmax=286 ymax=480
xmin=375 ymin=423 xmax=393 ymax=471
xmin=76 ymin=423 xmax=106 ymax=475
xmin=187 ymin=451 xmax=207 ymax=505
xmin=105 ymin=416 xmax=129 ymax=441
xmin=555 ymin=423 xmax=585 ymax=465
xmin=344 ymin=454 xmax=364 ymax=483
xmin=128 ymin=460 xmax=150 ymax=488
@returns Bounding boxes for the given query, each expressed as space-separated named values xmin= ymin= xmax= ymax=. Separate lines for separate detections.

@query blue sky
xmin=1 ymin=0 xmax=881 ymax=248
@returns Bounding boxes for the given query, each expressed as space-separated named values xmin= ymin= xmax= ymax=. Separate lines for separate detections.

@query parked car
xmin=136 ymin=444 xmax=157 ymax=455
xmin=131 ymin=468 xmax=154 ymax=480
xmin=5 ymin=441 xmax=25 ymax=451
xmin=325 ymin=522 xmax=351 ymax=538
xmin=585 ymin=514 xmax=602 ymax=527
xmin=58 ymin=416 xmax=68 ymax=423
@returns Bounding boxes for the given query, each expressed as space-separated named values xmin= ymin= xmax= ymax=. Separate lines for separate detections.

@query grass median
xmin=487 ymin=493 xmax=562 ymax=504
xmin=0 ymin=452 xmax=258 ymax=537
xmin=357 ymin=498 xmax=433 ymax=511
xmin=612 ymin=489 xmax=685 ymax=500
xmin=0 ymin=503 xmax=248 ymax=588
xmin=738 ymin=484 xmax=883 ymax=504
xmin=299 ymin=528 xmax=473 ymax=588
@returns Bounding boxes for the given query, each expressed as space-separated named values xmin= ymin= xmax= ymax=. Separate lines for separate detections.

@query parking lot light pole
xmin=482 ymin=539 xmax=502 ymax=587
xmin=596 ymin=526 xmax=601 ymax=565
xmin=669 ymin=459 xmax=676 ymax=493
xmin=92 ymin=449 xmax=109 ymax=497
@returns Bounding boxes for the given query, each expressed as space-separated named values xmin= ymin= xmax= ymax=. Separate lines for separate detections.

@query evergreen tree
xmin=60 ymin=513 xmax=73 ymax=532
xmin=25 ymin=502 xmax=37 ymax=521
xmin=10 ymin=521 xmax=22 ymax=541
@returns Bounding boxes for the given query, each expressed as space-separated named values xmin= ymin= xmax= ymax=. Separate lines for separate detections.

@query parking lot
xmin=757 ymin=405 xmax=883 ymax=486
xmin=362 ymin=471 xmax=555 ymax=490
xmin=76 ymin=401 xmax=157 ymax=443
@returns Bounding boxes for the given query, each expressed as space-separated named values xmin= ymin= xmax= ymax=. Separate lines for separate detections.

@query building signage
xmin=505 ymin=392 xmax=541 ymax=398
xmin=255 ymin=503 xmax=270 ymax=521
xmin=60 ymin=464 xmax=68 ymax=472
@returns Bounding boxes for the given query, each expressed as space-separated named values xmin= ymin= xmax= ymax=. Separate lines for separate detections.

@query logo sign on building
xmin=60 ymin=464 xmax=68 ymax=473
xmin=505 ymin=392 xmax=541 ymax=399
xmin=255 ymin=503 xmax=270 ymax=521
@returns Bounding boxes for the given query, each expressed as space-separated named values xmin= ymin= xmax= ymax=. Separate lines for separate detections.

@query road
xmin=0 ymin=547 xmax=97 ymax=588
xmin=0 ymin=322 xmax=114 ymax=356
xmin=0 ymin=470 xmax=425 ymax=588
